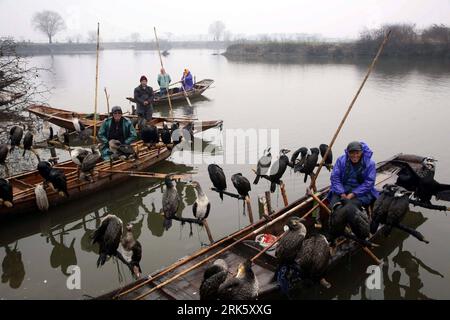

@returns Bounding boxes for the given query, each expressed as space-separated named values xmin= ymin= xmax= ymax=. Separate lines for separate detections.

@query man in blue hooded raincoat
xmin=328 ymin=141 xmax=379 ymax=208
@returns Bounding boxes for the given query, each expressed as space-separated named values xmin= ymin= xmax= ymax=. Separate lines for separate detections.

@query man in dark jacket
xmin=98 ymin=106 xmax=137 ymax=160
xmin=328 ymin=141 xmax=379 ymax=208
xmin=134 ymin=75 xmax=154 ymax=126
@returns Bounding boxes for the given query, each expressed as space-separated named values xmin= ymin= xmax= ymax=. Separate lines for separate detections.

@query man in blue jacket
xmin=328 ymin=141 xmax=379 ymax=208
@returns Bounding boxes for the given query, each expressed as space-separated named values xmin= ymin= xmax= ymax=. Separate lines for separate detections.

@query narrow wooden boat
xmin=0 ymin=117 xmax=222 ymax=218
xmin=26 ymin=104 xmax=220 ymax=133
xmin=126 ymin=78 xmax=214 ymax=106
xmin=96 ymin=153 xmax=430 ymax=300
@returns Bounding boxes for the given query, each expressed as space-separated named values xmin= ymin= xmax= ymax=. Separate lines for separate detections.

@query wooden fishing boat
xmin=0 ymin=117 xmax=222 ymax=218
xmin=96 ymin=153 xmax=431 ymax=300
xmin=27 ymin=104 xmax=221 ymax=133
xmin=126 ymin=79 xmax=214 ymax=106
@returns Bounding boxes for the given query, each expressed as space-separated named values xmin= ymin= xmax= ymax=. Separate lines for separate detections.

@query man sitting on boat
xmin=328 ymin=141 xmax=379 ymax=208
xmin=134 ymin=75 xmax=154 ymax=126
xmin=157 ymin=68 xmax=171 ymax=96
xmin=181 ymin=68 xmax=194 ymax=91
xmin=97 ymin=106 xmax=137 ymax=160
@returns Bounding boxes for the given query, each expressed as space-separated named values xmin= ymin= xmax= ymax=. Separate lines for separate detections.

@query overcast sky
xmin=1 ymin=0 xmax=450 ymax=42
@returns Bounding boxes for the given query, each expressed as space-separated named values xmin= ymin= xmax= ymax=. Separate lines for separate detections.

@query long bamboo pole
xmin=153 ymin=27 xmax=173 ymax=116
xmin=114 ymin=189 xmax=327 ymax=299
xmin=104 ymin=87 xmax=110 ymax=114
xmin=309 ymin=30 xmax=392 ymax=191
xmin=133 ymin=194 xmax=324 ymax=300
xmin=93 ymin=23 xmax=100 ymax=143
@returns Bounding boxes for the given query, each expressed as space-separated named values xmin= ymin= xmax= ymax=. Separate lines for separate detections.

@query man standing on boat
xmin=98 ymin=106 xmax=137 ymax=160
xmin=157 ymin=68 xmax=171 ymax=97
xmin=134 ymin=75 xmax=154 ymax=127
xmin=181 ymin=68 xmax=194 ymax=91
xmin=328 ymin=141 xmax=379 ymax=208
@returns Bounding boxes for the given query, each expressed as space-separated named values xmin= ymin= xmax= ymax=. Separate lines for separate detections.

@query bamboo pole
xmin=153 ymin=27 xmax=173 ymax=116
xmin=309 ymin=30 xmax=392 ymax=191
xmin=134 ymin=199 xmax=321 ymax=300
xmin=280 ymin=181 xmax=289 ymax=207
xmin=115 ymin=189 xmax=326 ymax=299
xmin=104 ymin=87 xmax=110 ymax=114
xmin=202 ymin=219 xmax=214 ymax=244
xmin=245 ymin=196 xmax=254 ymax=224
xmin=93 ymin=23 xmax=100 ymax=143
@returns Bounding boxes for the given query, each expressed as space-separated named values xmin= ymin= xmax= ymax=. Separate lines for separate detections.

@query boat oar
xmin=114 ymin=189 xmax=327 ymax=299
xmin=99 ymin=169 xmax=190 ymax=181
xmin=180 ymin=83 xmax=193 ymax=107
xmin=92 ymin=22 xmax=100 ymax=144
xmin=154 ymin=26 xmax=173 ymax=116
xmin=308 ymin=191 xmax=382 ymax=265
xmin=133 ymin=194 xmax=325 ymax=300
xmin=309 ymin=30 xmax=392 ymax=192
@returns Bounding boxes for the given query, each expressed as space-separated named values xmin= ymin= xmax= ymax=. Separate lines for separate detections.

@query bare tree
xmin=130 ymin=32 xmax=141 ymax=43
xmin=0 ymin=39 xmax=52 ymax=113
xmin=208 ymin=21 xmax=226 ymax=41
xmin=32 ymin=10 xmax=66 ymax=44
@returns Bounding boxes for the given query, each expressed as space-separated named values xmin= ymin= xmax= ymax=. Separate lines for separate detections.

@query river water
xmin=1 ymin=49 xmax=450 ymax=299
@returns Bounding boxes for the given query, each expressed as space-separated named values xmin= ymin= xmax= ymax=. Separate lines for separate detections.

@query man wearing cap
xmin=134 ymin=75 xmax=154 ymax=126
xmin=98 ymin=106 xmax=137 ymax=160
xmin=328 ymin=141 xmax=379 ymax=208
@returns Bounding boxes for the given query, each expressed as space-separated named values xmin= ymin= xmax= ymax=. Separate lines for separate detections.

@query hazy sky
xmin=1 ymin=0 xmax=450 ymax=41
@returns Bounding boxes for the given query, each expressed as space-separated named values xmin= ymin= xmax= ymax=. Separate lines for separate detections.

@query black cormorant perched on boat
xmin=22 ymin=131 xmax=33 ymax=157
xmin=275 ymin=216 xmax=307 ymax=264
xmin=319 ymin=144 xmax=333 ymax=171
xmin=200 ymin=259 xmax=228 ymax=300
xmin=296 ymin=233 xmax=331 ymax=288
xmin=80 ymin=145 xmax=101 ymax=181
xmin=71 ymin=113 xmax=86 ymax=139
xmin=141 ymin=125 xmax=159 ymax=146
xmin=9 ymin=125 xmax=23 ymax=152
xmin=160 ymin=122 xmax=172 ymax=145
xmin=0 ymin=143 xmax=9 ymax=175
xmin=396 ymin=158 xmax=450 ymax=205
xmin=300 ymin=147 xmax=319 ymax=183
xmin=231 ymin=173 xmax=251 ymax=199
xmin=0 ymin=178 xmax=13 ymax=208
xmin=162 ymin=175 xmax=180 ymax=230
xmin=371 ymin=184 xmax=429 ymax=243
xmin=266 ymin=148 xmax=290 ymax=193
xmin=217 ymin=260 xmax=259 ymax=300
xmin=191 ymin=181 xmax=210 ymax=221
xmin=109 ymin=140 xmax=136 ymax=160
xmin=253 ymin=147 xmax=271 ymax=185
xmin=171 ymin=122 xmax=182 ymax=145
xmin=290 ymin=147 xmax=308 ymax=170
xmin=34 ymin=184 xmax=49 ymax=212
xmin=208 ymin=164 xmax=227 ymax=200
xmin=91 ymin=214 xmax=124 ymax=267
xmin=71 ymin=148 xmax=90 ymax=166
xmin=37 ymin=161 xmax=69 ymax=197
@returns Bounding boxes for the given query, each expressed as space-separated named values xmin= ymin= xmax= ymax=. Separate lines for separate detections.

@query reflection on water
xmin=1 ymin=49 xmax=450 ymax=299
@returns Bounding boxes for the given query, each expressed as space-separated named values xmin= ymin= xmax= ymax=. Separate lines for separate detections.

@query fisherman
xmin=181 ymin=68 xmax=194 ymax=91
xmin=328 ymin=141 xmax=379 ymax=208
xmin=157 ymin=68 xmax=171 ymax=96
xmin=133 ymin=75 xmax=154 ymax=127
xmin=97 ymin=106 xmax=137 ymax=160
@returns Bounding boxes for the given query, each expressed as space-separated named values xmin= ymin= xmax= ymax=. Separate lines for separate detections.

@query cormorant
xmin=91 ymin=214 xmax=124 ymax=267
xmin=208 ymin=164 xmax=227 ymax=200
xmin=34 ymin=184 xmax=49 ymax=212
xmin=121 ymin=224 xmax=142 ymax=278
xmin=319 ymin=144 xmax=333 ymax=171
xmin=71 ymin=113 xmax=86 ymax=138
xmin=300 ymin=147 xmax=319 ymax=183
xmin=141 ymin=125 xmax=159 ymax=146
xmin=80 ymin=145 xmax=101 ymax=181
xmin=290 ymin=147 xmax=308 ymax=170
xmin=162 ymin=175 xmax=180 ymax=230
xmin=231 ymin=173 xmax=251 ymax=199
xmin=191 ymin=181 xmax=210 ymax=221
xmin=217 ymin=260 xmax=259 ymax=300
xmin=371 ymin=184 xmax=428 ymax=243
xmin=296 ymin=233 xmax=331 ymax=288
xmin=275 ymin=216 xmax=306 ymax=264
xmin=109 ymin=140 xmax=136 ymax=160
xmin=253 ymin=147 xmax=271 ymax=185
xmin=200 ymin=259 xmax=228 ymax=300
xmin=0 ymin=144 xmax=9 ymax=174
xmin=9 ymin=125 xmax=23 ymax=152
xmin=160 ymin=122 xmax=171 ymax=145
xmin=37 ymin=161 xmax=69 ymax=197
xmin=171 ymin=122 xmax=182 ymax=145
xmin=22 ymin=131 xmax=33 ymax=157
xmin=0 ymin=178 xmax=13 ymax=208
xmin=266 ymin=149 xmax=290 ymax=193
